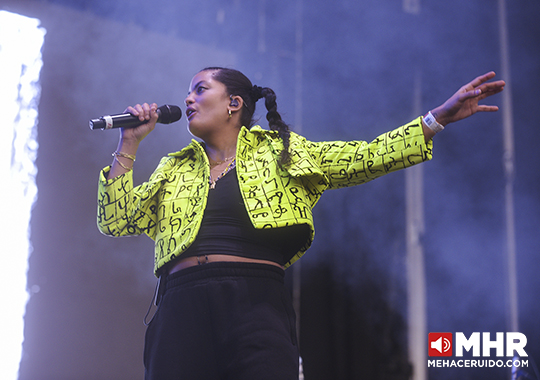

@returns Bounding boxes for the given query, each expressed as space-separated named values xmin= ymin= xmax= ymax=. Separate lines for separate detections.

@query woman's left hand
xmin=431 ymin=71 xmax=505 ymax=126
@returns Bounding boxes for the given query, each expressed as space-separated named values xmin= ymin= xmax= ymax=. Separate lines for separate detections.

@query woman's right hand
xmin=108 ymin=102 xmax=159 ymax=179
xmin=120 ymin=102 xmax=160 ymax=144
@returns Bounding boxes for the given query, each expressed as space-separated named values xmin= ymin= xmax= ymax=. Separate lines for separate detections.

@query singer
xmin=96 ymin=67 xmax=504 ymax=380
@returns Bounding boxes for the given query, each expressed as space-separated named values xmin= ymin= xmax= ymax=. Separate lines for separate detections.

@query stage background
xmin=2 ymin=0 xmax=538 ymax=379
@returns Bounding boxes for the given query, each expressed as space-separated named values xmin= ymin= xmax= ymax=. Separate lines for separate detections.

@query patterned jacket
xmin=97 ymin=117 xmax=432 ymax=274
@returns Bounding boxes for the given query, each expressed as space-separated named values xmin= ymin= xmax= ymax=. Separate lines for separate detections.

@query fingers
xmin=460 ymin=76 xmax=505 ymax=103
xmin=477 ymin=105 xmax=500 ymax=112
xmin=480 ymin=80 xmax=506 ymax=95
xmin=125 ymin=103 xmax=159 ymax=121
xmin=469 ymin=71 xmax=497 ymax=88
xmin=474 ymin=80 xmax=505 ymax=103
xmin=464 ymin=80 xmax=503 ymax=113
xmin=470 ymin=73 xmax=505 ymax=96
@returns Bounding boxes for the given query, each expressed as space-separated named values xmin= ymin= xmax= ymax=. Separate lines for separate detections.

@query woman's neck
xmin=199 ymin=124 xmax=240 ymax=162
xmin=204 ymin=142 xmax=237 ymax=163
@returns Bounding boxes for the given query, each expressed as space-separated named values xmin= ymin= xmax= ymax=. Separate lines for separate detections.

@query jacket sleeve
xmin=299 ymin=117 xmax=433 ymax=189
xmin=96 ymin=156 xmax=174 ymax=239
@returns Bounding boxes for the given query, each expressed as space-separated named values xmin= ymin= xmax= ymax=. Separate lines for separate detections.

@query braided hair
xmin=201 ymin=67 xmax=291 ymax=165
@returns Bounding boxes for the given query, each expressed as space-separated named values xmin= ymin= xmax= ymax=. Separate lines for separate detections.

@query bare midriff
xmin=167 ymin=254 xmax=285 ymax=275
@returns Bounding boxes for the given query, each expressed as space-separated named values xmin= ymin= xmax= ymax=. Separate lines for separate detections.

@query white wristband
xmin=423 ymin=111 xmax=444 ymax=133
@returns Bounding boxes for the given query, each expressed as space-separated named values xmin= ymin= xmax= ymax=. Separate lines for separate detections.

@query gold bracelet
xmin=113 ymin=154 xmax=133 ymax=172
xmin=113 ymin=151 xmax=136 ymax=161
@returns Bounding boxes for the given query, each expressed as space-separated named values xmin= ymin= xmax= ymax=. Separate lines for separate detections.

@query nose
xmin=185 ymin=93 xmax=194 ymax=107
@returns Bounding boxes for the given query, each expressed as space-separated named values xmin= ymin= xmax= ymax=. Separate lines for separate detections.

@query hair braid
xmin=261 ymin=87 xmax=291 ymax=165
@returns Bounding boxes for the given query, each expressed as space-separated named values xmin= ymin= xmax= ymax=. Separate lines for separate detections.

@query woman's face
xmin=184 ymin=70 xmax=231 ymax=139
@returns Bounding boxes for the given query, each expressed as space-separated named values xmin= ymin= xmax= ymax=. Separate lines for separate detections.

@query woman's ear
xmin=229 ymin=95 xmax=243 ymax=111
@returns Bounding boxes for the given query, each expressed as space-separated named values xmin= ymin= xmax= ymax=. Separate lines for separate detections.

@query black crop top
xmin=180 ymin=168 xmax=310 ymax=266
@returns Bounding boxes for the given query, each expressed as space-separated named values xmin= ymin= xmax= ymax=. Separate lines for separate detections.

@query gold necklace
xmin=209 ymin=155 xmax=235 ymax=167
xmin=209 ymin=158 xmax=236 ymax=189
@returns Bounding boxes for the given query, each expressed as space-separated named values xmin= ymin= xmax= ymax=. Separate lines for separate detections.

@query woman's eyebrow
xmin=188 ymin=80 xmax=206 ymax=94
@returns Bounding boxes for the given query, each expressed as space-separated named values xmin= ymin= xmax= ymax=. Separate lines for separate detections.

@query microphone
xmin=89 ymin=104 xmax=182 ymax=130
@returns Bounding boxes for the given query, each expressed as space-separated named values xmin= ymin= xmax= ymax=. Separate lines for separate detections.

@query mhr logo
xmin=428 ymin=332 xmax=527 ymax=357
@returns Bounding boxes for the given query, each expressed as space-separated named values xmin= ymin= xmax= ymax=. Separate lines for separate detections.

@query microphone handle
xmin=89 ymin=110 xmax=162 ymax=130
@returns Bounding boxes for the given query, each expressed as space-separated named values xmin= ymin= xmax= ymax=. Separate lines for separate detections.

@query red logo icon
xmin=428 ymin=333 xmax=453 ymax=357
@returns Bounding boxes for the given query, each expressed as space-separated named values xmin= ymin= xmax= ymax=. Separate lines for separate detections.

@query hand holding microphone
xmin=97 ymin=103 xmax=182 ymax=179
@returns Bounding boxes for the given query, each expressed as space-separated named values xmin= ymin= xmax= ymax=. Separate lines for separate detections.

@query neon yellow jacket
xmin=97 ymin=117 xmax=432 ymax=274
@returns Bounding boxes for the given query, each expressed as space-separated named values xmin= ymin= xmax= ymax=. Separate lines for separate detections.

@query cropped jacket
xmin=97 ymin=117 xmax=432 ymax=275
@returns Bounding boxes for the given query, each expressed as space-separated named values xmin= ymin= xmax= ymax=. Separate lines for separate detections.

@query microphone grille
xmin=158 ymin=105 xmax=182 ymax=124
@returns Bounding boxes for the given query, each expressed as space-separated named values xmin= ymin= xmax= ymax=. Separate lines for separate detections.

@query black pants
xmin=144 ymin=262 xmax=299 ymax=380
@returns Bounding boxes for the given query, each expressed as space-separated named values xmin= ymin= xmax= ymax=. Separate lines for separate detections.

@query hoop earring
xmin=228 ymin=109 xmax=232 ymax=118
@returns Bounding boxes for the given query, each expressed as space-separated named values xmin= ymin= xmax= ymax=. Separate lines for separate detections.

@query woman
xmin=97 ymin=67 xmax=504 ymax=379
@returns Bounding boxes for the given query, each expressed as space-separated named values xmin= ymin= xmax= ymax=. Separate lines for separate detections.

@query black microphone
xmin=89 ymin=104 xmax=182 ymax=130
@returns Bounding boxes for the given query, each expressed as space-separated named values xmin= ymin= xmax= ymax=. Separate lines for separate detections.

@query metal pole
xmin=403 ymin=1 xmax=427 ymax=379
xmin=498 ymin=0 xmax=519 ymax=334
xmin=405 ymin=68 xmax=428 ymax=380
xmin=294 ymin=0 xmax=304 ymax=377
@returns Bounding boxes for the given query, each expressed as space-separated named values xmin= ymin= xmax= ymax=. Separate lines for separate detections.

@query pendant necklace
xmin=209 ymin=158 xmax=236 ymax=189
